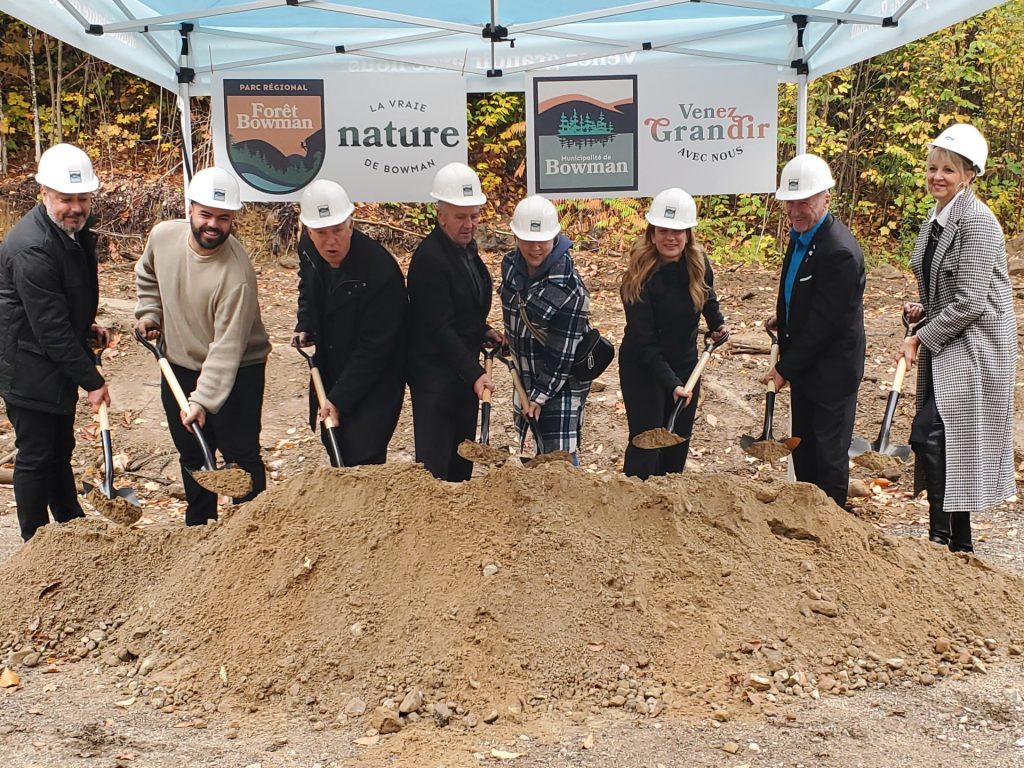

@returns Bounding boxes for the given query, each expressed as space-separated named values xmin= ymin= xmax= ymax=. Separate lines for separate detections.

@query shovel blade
xmin=524 ymin=451 xmax=574 ymax=468
xmin=457 ymin=440 xmax=508 ymax=466
xmin=885 ymin=443 xmax=912 ymax=462
xmin=631 ymin=428 xmax=686 ymax=450
xmin=848 ymin=436 xmax=872 ymax=458
xmin=739 ymin=433 xmax=758 ymax=451
xmin=115 ymin=487 xmax=141 ymax=507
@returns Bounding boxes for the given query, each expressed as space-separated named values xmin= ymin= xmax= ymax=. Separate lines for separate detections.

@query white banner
xmin=211 ymin=71 xmax=468 ymax=203
xmin=526 ymin=64 xmax=778 ymax=198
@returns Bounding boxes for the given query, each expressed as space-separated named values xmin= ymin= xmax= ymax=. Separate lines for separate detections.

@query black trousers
xmin=410 ymin=386 xmax=477 ymax=482
xmin=311 ymin=383 xmax=404 ymax=467
xmin=620 ymin=362 xmax=700 ymax=480
xmin=911 ymin=399 xmax=972 ymax=552
xmin=160 ymin=362 xmax=267 ymax=525
xmin=789 ymin=387 xmax=857 ymax=508
xmin=4 ymin=401 xmax=85 ymax=541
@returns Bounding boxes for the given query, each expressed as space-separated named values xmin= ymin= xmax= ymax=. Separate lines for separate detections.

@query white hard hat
xmin=187 ymin=167 xmax=242 ymax=211
xmin=645 ymin=188 xmax=697 ymax=230
xmin=35 ymin=144 xmax=100 ymax=194
xmin=429 ymin=162 xmax=486 ymax=206
xmin=300 ymin=180 xmax=354 ymax=228
xmin=510 ymin=195 xmax=560 ymax=241
xmin=927 ymin=123 xmax=988 ymax=176
xmin=775 ymin=154 xmax=835 ymax=200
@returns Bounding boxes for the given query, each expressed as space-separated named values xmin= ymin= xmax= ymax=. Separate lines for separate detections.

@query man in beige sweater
xmin=135 ymin=167 xmax=271 ymax=525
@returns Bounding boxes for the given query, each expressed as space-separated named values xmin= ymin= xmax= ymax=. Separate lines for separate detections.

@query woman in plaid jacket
xmin=900 ymin=124 xmax=1017 ymax=554
xmin=619 ymin=189 xmax=729 ymax=479
xmin=499 ymin=196 xmax=591 ymax=458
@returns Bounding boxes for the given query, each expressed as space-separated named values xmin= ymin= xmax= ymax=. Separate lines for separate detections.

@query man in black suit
xmin=407 ymin=163 xmax=503 ymax=481
xmin=292 ymin=179 xmax=407 ymax=467
xmin=766 ymin=154 xmax=865 ymax=508
xmin=0 ymin=144 xmax=111 ymax=540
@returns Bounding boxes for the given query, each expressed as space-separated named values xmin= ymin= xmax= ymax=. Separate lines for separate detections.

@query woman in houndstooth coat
xmin=900 ymin=123 xmax=1017 ymax=554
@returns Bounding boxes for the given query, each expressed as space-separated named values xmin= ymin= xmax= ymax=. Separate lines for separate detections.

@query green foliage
xmin=1 ymin=3 xmax=1023 ymax=262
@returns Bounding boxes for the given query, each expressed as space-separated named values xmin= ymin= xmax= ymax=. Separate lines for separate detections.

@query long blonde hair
xmin=620 ymin=225 xmax=710 ymax=309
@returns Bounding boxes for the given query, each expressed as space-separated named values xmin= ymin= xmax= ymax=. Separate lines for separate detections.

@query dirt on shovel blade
xmin=632 ymin=428 xmax=685 ymax=449
xmin=852 ymin=450 xmax=906 ymax=473
xmin=457 ymin=440 xmax=509 ymax=466
xmin=192 ymin=468 xmax=253 ymax=497
xmin=86 ymin=488 xmax=142 ymax=526
xmin=524 ymin=451 xmax=574 ymax=468
xmin=744 ymin=440 xmax=794 ymax=463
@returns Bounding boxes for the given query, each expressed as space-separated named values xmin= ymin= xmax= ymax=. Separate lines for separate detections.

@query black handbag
xmin=570 ymin=327 xmax=615 ymax=381
xmin=517 ymin=299 xmax=615 ymax=382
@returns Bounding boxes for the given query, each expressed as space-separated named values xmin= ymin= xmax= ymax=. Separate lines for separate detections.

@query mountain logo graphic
xmin=224 ymin=79 xmax=325 ymax=195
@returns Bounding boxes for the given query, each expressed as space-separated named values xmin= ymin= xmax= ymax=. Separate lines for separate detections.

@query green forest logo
xmin=223 ymin=79 xmax=325 ymax=195
xmin=533 ymin=75 xmax=638 ymax=194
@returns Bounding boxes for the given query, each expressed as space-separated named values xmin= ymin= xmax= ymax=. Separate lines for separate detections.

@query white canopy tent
xmin=0 ymin=0 xmax=1005 ymax=180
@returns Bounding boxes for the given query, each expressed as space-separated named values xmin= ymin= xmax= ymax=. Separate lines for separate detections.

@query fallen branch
xmin=353 ymin=217 xmax=427 ymax=239
xmin=726 ymin=342 xmax=770 ymax=355
xmin=0 ymin=468 xmax=12 ymax=485
xmin=0 ymin=449 xmax=15 ymax=466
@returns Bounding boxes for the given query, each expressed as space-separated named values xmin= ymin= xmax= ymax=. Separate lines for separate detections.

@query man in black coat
xmin=407 ymin=163 xmax=503 ymax=481
xmin=0 ymin=144 xmax=111 ymax=540
xmin=293 ymin=180 xmax=406 ymax=466
xmin=766 ymin=154 xmax=866 ymax=508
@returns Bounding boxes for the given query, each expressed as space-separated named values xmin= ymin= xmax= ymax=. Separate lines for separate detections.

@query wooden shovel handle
xmin=891 ymin=356 xmax=908 ymax=394
xmin=310 ymin=367 xmax=339 ymax=429
xmin=681 ymin=350 xmax=712 ymax=395
xmin=481 ymin=354 xmax=493 ymax=405
xmin=766 ymin=342 xmax=780 ymax=394
xmin=98 ymin=401 xmax=111 ymax=432
xmin=157 ymin=358 xmax=191 ymax=412
xmin=508 ymin=362 xmax=531 ymax=407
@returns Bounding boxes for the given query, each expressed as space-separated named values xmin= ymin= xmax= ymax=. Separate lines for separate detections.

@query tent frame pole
xmin=796 ymin=74 xmax=808 ymax=154
xmin=177 ymin=23 xmax=195 ymax=208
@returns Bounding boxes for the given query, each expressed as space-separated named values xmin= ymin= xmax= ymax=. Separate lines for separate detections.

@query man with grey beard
xmin=0 ymin=143 xmax=111 ymax=541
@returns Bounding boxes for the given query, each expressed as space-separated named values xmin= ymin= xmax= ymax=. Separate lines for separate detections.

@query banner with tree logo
xmin=526 ymin=65 xmax=777 ymax=198
xmin=212 ymin=71 xmax=468 ymax=202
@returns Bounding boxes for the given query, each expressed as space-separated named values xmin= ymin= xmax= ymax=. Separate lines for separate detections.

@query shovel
xmin=134 ymin=329 xmax=253 ymax=497
xmin=632 ymin=329 xmax=729 ymax=449
xmin=458 ymin=346 xmax=508 ymax=466
xmin=82 ymin=349 xmax=142 ymax=526
xmin=849 ymin=314 xmax=923 ymax=466
xmin=496 ymin=354 xmax=574 ymax=467
xmin=293 ymin=340 xmax=344 ymax=467
xmin=740 ymin=328 xmax=801 ymax=462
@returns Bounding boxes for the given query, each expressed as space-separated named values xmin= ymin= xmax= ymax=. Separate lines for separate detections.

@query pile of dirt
xmin=2 ymin=463 xmax=1023 ymax=727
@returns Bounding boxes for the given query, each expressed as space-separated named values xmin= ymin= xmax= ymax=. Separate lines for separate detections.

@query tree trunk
xmin=56 ymin=39 xmax=64 ymax=142
xmin=44 ymin=32 xmax=56 ymax=144
xmin=27 ymin=27 xmax=41 ymax=161
xmin=0 ymin=84 xmax=8 ymax=176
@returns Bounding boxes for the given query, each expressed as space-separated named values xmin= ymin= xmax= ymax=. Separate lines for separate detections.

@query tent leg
xmin=796 ymin=73 xmax=808 ymax=155
xmin=177 ymin=23 xmax=195 ymax=209
xmin=177 ymin=89 xmax=194 ymax=184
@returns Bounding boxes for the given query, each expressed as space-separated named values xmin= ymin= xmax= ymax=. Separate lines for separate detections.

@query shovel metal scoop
xmin=849 ymin=314 xmax=923 ymax=464
xmin=458 ymin=346 xmax=508 ymax=466
xmin=496 ymin=354 xmax=574 ymax=467
xmin=134 ymin=329 xmax=253 ymax=497
xmin=82 ymin=349 xmax=141 ymax=526
xmin=293 ymin=340 xmax=344 ymax=467
xmin=632 ymin=329 xmax=729 ymax=450
xmin=740 ymin=328 xmax=801 ymax=462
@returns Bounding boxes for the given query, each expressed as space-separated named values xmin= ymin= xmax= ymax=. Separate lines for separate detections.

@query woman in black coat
xmin=619 ymin=188 xmax=728 ymax=479
xmin=293 ymin=180 xmax=407 ymax=466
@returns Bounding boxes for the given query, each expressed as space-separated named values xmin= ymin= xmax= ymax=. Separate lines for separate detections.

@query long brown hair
xmin=620 ymin=225 xmax=710 ymax=309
